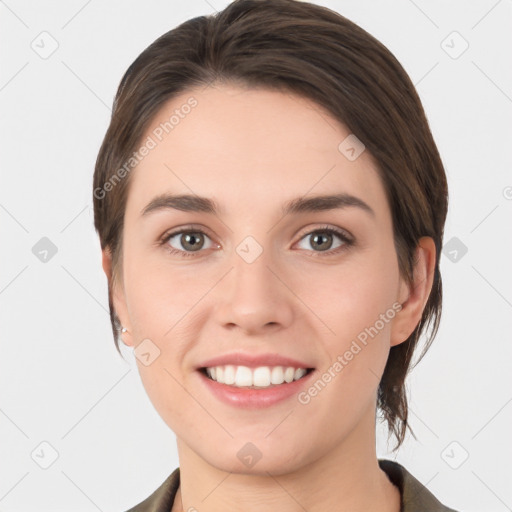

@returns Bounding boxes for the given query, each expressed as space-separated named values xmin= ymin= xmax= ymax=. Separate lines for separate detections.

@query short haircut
xmin=93 ymin=0 xmax=448 ymax=448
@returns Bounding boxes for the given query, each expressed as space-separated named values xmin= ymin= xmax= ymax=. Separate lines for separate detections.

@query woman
xmin=93 ymin=1 xmax=458 ymax=510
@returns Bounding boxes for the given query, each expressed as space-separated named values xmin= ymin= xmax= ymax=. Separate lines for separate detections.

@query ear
xmin=102 ymin=248 xmax=134 ymax=347
xmin=390 ymin=237 xmax=437 ymax=347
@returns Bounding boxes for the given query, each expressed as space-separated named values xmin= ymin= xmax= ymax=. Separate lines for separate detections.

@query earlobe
xmin=119 ymin=326 xmax=134 ymax=347
xmin=390 ymin=237 xmax=437 ymax=347
xmin=101 ymin=248 xmax=113 ymax=280
xmin=102 ymin=248 xmax=133 ymax=347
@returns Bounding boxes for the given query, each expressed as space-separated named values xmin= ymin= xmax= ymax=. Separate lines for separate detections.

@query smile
xmin=202 ymin=365 xmax=313 ymax=388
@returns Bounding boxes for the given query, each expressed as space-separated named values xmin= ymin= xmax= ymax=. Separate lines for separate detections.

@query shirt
xmin=126 ymin=459 xmax=459 ymax=512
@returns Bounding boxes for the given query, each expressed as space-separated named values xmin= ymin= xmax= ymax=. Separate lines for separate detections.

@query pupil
xmin=313 ymin=232 xmax=332 ymax=251
xmin=183 ymin=233 xmax=203 ymax=251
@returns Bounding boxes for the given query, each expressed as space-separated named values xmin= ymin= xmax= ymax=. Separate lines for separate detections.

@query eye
xmin=295 ymin=226 xmax=353 ymax=256
xmin=159 ymin=224 xmax=354 ymax=258
xmin=160 ymin=227 xmax=218 ymax=257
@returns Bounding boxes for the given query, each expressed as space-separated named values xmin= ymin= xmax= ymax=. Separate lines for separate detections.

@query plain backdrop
xmin=1 ymin=1 xmax=511 ymax=511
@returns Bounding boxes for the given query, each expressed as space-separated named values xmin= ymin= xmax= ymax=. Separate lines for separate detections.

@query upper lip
xmin=197 ymin=352 xmax=314 ymax=370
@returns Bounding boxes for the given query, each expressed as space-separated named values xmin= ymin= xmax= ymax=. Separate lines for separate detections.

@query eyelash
xmin=159 ymin=225 xmax=354 ymax=258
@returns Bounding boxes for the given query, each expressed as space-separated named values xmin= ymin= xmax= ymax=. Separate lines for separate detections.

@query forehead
xmin=127 ymin=84 xmax=387 ymax=216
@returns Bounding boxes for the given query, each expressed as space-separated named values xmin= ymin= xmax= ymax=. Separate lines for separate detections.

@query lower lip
xmin=197 ymin=369 xmax=315 ymax=409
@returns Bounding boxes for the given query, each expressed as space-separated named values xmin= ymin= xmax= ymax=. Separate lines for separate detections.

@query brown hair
xmin=93 ymin=0 xmax=448 ymax=448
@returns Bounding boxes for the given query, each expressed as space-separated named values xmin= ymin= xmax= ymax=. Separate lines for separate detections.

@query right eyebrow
xmin=141 ymin=194 xmax=221 ymax=217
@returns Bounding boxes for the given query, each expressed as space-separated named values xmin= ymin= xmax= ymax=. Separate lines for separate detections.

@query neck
xmin=172 ymin=406 xmax=400 ymax=512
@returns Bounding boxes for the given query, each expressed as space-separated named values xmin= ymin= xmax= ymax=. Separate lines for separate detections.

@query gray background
xmin=1 ymin=0 xmax=511 ymax=510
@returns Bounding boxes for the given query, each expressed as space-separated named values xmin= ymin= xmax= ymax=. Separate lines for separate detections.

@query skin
xmin=102 ymin=83 xmax=436 ymax=512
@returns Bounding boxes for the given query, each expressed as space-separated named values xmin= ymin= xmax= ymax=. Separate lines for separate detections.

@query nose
xmin=215 ymin=241 xmax=295 ymax=335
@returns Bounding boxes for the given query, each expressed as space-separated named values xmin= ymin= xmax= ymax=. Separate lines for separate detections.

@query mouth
xmin=199 ymin=365 xmax=315 ymax=389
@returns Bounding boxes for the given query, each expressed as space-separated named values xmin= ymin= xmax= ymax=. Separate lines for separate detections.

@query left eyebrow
xmin=140 ymin=192 xmax=375 ymax=218
xmin=282 ymin=193 xmax=375 ymax=217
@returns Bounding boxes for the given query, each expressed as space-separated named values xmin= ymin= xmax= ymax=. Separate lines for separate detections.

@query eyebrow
xmin=141 ymin=192 xmax=375 ymax=218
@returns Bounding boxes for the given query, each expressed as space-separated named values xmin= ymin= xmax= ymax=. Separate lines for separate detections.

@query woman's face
xmin=110 ymin=83 xmax=413 ymax=474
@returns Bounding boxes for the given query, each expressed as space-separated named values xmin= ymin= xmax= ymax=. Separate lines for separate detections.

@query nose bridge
xmin=216 ymin=234 xmax=295 ymax=332
xmin=233 ymin=236 xmax=274 ymax=297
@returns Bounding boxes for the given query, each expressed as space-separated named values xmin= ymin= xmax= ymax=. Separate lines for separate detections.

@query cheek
xmin=302 ymin=246 xmax=400 ymax=345
xmin=123 ymin=245 xmax=212 ymax=337
xmin=124 ymin=231 xmax=400 ymax=354
xmin=302 ymin=244 xmax=400 ymax=408
xmin=135 ymin=358 xmax=199 ymax=440
xmin=296 ymin=256 xmax=400 ymax=433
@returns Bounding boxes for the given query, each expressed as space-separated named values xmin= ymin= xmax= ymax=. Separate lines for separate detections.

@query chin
xmin=196 ymin=440 xmax=313 ymax=477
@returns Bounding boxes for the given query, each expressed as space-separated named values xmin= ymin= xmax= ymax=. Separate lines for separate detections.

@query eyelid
xmin=159 ymin=223 xmax=354 ymax=257
xmin=159 ymin=224 xmax=215 ymax=242
xmin=293 ymin=224 xmax=354 ymax=244
xmin=159 ymin=225 xmax=219 ymax=252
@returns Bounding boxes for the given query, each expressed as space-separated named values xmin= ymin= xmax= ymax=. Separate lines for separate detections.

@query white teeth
xmin=253 ymin=367 xmax=271 ymax=387
xmin=270 ymin=366 xmax=284 ymax=384
xmin=294 ymin=368 xmax=307 ymax=380
xmin=224 ymin=365 xmax=236 ymax=385
xmin=204 ymin=365 xmax=310 ymax=388
xmin=235 ymin=366 xmax=253 ymax=387
xmin=284 ymin=367 xmax=295 ymax=383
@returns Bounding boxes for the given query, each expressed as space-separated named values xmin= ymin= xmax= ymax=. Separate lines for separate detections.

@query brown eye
xmin=296 ymin=227 xmax=353 ymax=255
xmin=176 ymin=232 xmax=205 ymax=252
xmin=163 ymin=228 xmax=217 ymax=256
xmin=309 ymin=231 xmax=335 ymax=251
